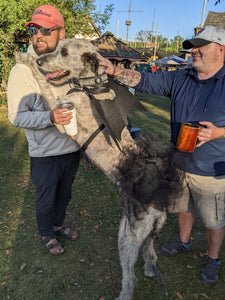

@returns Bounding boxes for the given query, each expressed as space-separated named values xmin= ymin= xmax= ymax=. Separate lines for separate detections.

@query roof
xmin=168 ymin=55 xmax=186 ymax=63
xmin=92 ymin=31 xmax=148 ymax=62
xmin=204 ymin=11 xmax=225 ymax=30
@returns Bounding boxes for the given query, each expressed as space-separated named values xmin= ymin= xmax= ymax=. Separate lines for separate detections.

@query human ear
xmin=59 ymin=28 xmax=66 ymax=40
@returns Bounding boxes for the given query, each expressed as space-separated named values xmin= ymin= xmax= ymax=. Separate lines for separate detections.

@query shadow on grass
xmin=4 ymin=162 xmax=123 ymax=300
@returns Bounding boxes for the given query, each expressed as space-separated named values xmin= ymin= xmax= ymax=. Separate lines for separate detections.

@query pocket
xmin=215 ymin=192 xmax=225 ymax=221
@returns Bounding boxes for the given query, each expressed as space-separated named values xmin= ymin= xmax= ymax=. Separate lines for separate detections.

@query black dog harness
xmin=67 ymin=74 xmax=122 ymax=152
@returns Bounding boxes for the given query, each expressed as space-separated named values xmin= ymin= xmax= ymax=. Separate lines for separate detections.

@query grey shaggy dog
xmin=35 ymin=38 xmax=183 ymax=300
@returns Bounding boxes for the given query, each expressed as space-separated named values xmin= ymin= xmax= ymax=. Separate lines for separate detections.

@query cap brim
xmin=182 ymin=38 xmax=211 ymax=50
xmin=25 ymin=19 xmax=61 ymax=28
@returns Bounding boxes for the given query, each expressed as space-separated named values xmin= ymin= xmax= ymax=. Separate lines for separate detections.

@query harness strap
xmin=81 ymin=123 xmax=105 ymax=151
xmin=82 ymin=83 xmax=110 ymax=94
xmin=83 ymin=86 xmax=122 ymax=152
xmin=67 ymin=76 xmax=123 ymax=153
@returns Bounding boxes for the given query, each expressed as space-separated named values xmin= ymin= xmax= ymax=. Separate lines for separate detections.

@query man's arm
xmin=97 ymin=53 xmax=141 ymax=87
xmin=7 ymin=64 xmax=72 ymax=128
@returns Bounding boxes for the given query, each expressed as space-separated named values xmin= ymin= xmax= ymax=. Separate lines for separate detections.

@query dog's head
xmin=36 ymin=38 xmax=105 ymax=83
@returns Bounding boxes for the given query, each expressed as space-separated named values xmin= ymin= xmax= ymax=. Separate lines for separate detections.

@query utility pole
xmin=201 ymin=0 xmax=207 ymax=27
xmin=177 ymin=30 xmax=179 ymax=52
xmin=144 ymin=29 xmax=147 ymax=48
xmin=117 ymin=1 xmax=143 ymax=42
xmin=150 ymin=8 xmax=155 ymax=42
xmin=153 ymin=24 xmax=159 ymax=57
xmin=116 ymin=20 xmax=119 ymax=38
xmin=166 ymin=35 xmax=169 ymax=55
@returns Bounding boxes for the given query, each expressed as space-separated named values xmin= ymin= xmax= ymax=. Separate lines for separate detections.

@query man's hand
xmin=50 ymin=107 xmax=72 ymax=125
xmin=97 ymin=53 xmax=115 ymax=75
xmin=97 ymin=52 xmax=141 ymax=87
xmin=196 ymin=121 xmax=225 ymax=147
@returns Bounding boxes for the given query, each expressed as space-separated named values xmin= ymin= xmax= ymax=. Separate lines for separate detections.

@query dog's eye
xmin=61 ymin=47 xmax=68 ymax=57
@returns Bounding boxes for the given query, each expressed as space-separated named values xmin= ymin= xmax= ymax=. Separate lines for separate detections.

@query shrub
xmin=0 ymin=92 xmax=7 ymax=106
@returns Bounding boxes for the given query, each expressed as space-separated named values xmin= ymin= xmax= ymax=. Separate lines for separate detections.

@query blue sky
xmin=93 ymin=0 xmax=225 ymax=41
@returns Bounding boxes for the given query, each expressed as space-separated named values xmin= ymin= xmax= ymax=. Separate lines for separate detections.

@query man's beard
xmin=33 ymin=42 xmax=58 ymax=56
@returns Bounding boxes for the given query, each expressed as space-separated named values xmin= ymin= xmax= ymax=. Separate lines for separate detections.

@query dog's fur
xmin=34 ymin=38 xmax=183 ymax=300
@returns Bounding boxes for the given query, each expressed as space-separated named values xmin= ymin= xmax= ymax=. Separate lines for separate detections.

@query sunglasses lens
xmin=29 ymin=26 xmax=37 ymax=35
xmin=29 ymin=26 xmax=59 ymax=36
xmin=40 ymin=27 xmax=51 ymax=36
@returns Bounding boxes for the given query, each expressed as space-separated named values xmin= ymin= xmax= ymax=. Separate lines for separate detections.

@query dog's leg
xmin=142 ymin=210 xmax=168 ymax=296
xmin=142 ymin=210 xmax=166 ymax=277
xmin=115 ymin=214 xmax=139 ymax=300
xmin=115 ymin=212 xmax=157 ymax=300
xmin=142 ymin=235 xmax=156 ymax=277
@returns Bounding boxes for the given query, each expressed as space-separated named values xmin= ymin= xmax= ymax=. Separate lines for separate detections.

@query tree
xmin=135 ymin=28 xmax=184 ymax=52
xmin=92 ymin=4 xmax=114 ymax=34
xmin=0 ymin=0 xmax=113 ymax=85
xmin=168 ymin=35 xmax=184 ymax=52
xmin=213 ymin=0 xmax=224 ymax=4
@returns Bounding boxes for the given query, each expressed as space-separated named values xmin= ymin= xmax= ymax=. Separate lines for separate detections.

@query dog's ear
xmin=81 ymin=52 xmax=99 ymax=76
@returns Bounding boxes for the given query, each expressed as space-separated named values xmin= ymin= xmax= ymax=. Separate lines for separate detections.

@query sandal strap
xmin=42 ymin=236 xmax=62 ymax=250
xmin=55 ymin=225 xmax=77 ymax=239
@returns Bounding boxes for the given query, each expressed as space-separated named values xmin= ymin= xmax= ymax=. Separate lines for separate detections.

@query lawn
xmin=0 ymin=94 xmax=224 ymax=300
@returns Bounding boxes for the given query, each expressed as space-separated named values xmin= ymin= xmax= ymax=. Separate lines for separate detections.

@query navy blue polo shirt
xmin=135 ymin=66 xmax=225 ymax=176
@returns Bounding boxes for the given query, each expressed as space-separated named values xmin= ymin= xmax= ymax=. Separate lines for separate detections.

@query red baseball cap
xmin=25 ymin=4 xmax=64 ymax=28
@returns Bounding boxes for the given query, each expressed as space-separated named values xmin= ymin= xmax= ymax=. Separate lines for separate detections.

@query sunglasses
xmin=29 ymin=26 xmax=61 ymax=36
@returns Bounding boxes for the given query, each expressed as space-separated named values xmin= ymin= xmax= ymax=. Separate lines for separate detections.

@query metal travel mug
xmin=57 ymin=101 xmax=78 ymax=136
xmin=176 ymin=123 xmax=200 ymax=152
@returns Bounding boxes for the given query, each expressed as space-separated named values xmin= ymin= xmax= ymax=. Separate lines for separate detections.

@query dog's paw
xmin=144 ymin=271 xmax=155 ymax=277
xmin=144 ymin=268 xmax=155 ymax=277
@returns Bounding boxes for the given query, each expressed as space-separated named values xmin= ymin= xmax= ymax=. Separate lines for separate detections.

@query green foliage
xmin=91 ymin=4 xmax=114 ymax=34
xmin=214 ymin=0 xmax=224 ymax=4
xmin=135 ymin=29 xmax=184 ymax=51
xmin=0 ymin=93 xmax=7 ymax=105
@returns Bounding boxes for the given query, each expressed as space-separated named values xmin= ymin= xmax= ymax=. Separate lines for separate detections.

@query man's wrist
xmin=219 ymin=127 xmax=225 ymax=138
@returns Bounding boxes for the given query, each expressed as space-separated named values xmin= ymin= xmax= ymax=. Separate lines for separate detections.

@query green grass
xmin=0 ymin=95 xmax=225 ymax=300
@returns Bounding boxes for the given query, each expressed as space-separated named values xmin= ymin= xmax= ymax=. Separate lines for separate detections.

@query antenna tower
xmin=117 ymin=1 xmax=143 ymax=42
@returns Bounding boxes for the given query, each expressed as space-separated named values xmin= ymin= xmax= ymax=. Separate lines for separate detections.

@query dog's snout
xmin=36 ymin=58 xmax=43 ymax=67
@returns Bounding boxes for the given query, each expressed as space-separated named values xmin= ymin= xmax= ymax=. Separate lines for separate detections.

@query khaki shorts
xmin=168 ymin=172 xmax=225 ymax=230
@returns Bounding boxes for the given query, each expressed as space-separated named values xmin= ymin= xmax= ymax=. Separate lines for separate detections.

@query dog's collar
xmin=78 ymin=73 xmax=108 ymax=87
xmin=69 ymin=73 xmax=110 ymax=95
